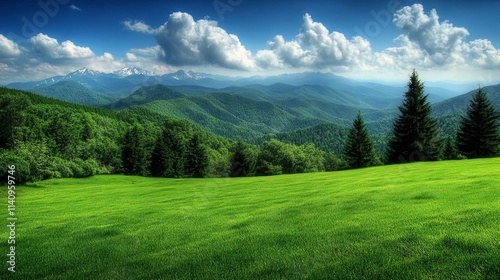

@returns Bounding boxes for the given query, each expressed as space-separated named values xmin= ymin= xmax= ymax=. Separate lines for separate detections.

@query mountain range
xmin=4 ymin=67 xmax=499 ymax=147
xmin=7 ymin=67 xmax=461 ymax=100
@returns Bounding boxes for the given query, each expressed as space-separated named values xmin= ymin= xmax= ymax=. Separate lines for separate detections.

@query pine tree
xmin=150 ymin=134 xmax=172 ymax=177
xmin=441 ymin=136 xmax=458 ymax=160
xmin=386 ymin=70 xmax=438 ymax=163
xmin=0 ymin=92 xmax=30 ymax=150
xmin=342 ymin=111 xmax=378 ymax=168
xmin=185 ymin=134 xmax=209 ymax=178
xmin=150 ymin=122 xmax=186 ymax=178
xmin=122 ymin=124 xmax=147 ymax=175
xmin=457 ymin=87 xmax=500 ymax=158
xmin=230 ymin=141 xmax=256 ymax=177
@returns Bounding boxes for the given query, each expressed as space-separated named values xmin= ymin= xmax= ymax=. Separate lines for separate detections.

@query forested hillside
xmin=0 ymin=87 xmax=341 ymax=183
xmin=0 ymin=87 xmax=235 ymax=182
xmin=2 ymin=72 xmax=499 ymax=183
xmin=33 ymin=81 xmax=116 ymax=106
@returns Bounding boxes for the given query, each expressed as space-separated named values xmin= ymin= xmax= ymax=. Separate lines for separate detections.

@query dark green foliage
xmin=46 ymin=111 xmax=83 ymax=159
xmin=108 ymin=84 xmax=185 ymax=110
xmin=33 ymin=81 xmax=114 ymax=106
xmin=256 ymin=139 xmax=325 ymax=176
xmin=386 ymin=70 xmax=439 ymax=163
xmin=259 ymin=122 xmax=349 ymax=155
xmin=324 ymin=152 xmax=347 ymax=171
xmin=185 ymin=134 xmax=209 ymax=178
xmin=343 ymin=112 xmax=378 ymax=168
xmin=457 ymin=87 xmax=500 ymax=158
xmin=441 ymin=136 xmax=458 ymax=160
xmin=121 ymin=124 xmax=148 ymax=175
xmin=0 ymin=90 xmax=30 ymax=149
xmin=0 ymin=150 xmax=31 ymax=184
xmin=150 ymin=120 xmax=191 ymax=178
xmin=230 ymin=141 xmax=257 ymax=177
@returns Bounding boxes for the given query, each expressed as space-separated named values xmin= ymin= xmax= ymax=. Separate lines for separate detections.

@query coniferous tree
xmin=342 ymin=111 xmax=378 ymax=168
xmin=0 ymin=92 xmax=30 ymax=150
xmin=441 ymin=136 xmax=458 ymax=160
xmin=457 ymin=87 xmax=500 ymax=158
xmin=386 ymin=70 xmax=438 ymax=163
xmin=150 ymin=122 xmax=186 ymax=178
xmin=185 ymin=134 xmax=209 ymax=178
xmin=122 ymin=124 xmax=147 ymax=175
xmin=230 ymin=141 xmax=257 ymax=177
xmin=150 ymin=134 xmax=171 ymax=177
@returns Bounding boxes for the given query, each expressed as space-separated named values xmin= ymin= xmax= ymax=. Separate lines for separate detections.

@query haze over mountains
xmin=7 ymin=67 xmax=463 ymax=99
xmin=5 ymin=67 xmax=500 ymax=149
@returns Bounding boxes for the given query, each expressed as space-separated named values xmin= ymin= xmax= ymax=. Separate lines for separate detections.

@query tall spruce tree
xmin=386 ymin=70 xmax=438 ymax=163
xmin=457 ymin=87 xmax=500 ymax=158
xmin=230 ymin=141 xmax=257 ymax=177
xmin=185 ymin=134 xmax=209 ymax=178
xmin=122 ymin=124 xmax=147 ymax=175
xmin=150 ymin=122 xmax=186 ymax=178
xmin=441 ymin=136 xmax=458 ymax=160
xmin=342 ymin=111 xmax=378 ymax=168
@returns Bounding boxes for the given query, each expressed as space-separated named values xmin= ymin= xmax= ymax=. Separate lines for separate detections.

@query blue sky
xmin=0 ymin=0 xmax=499 ymax=84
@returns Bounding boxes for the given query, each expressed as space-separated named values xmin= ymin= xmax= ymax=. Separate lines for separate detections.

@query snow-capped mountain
xmin=66 ymin=67 xmax=105 ymax=77
xmin=114 ymin=67 xmax=155 ymax=77
xmin=168 ymin=70 xmax=207 ymax=81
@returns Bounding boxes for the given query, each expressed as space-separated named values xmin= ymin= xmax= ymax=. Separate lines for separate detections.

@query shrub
xmin=0 ymin=150 xmax=31 ymax=184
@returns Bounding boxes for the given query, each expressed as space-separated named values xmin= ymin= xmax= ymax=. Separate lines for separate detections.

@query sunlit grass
xmin=1 ymin=158 xmax=500 ymax=279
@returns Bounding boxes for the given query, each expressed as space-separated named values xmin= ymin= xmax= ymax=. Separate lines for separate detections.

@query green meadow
xmin=2 ymin=158 xmax=500 ymax=279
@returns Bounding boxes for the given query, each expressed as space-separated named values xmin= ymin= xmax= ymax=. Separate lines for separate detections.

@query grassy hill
xmin=3 ymin=158 xmax=499 ymax=279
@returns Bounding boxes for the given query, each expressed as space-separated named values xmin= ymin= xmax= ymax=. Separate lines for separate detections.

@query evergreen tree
xmin=342 ymin=111 xmax=378 ymax=168
xmin=441 ymin=136 xmax=458 ymax=160
xmin=0 ymin=92 xmax=30 ymax=150
xmin=457 ymin=87 xmax=500 ymax=158
xmin=230 ymin=141 xmax=256 ymax=177
xmin=386 ymin=70 xmax=438 ymax=163
xmin=150 ymin=122 xmax=186 ymax=178
xmin=185 ymin=134 xmax=209 ymax=178
xmin=121 ymin=124 xmax=148 ymax=175
xmin=150 ymin=134 xmax=171 ymax=177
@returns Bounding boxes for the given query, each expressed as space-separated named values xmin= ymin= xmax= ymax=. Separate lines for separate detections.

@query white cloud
xmin=258 ymin=14 xmax=373 ymax=71
xmin=29 ymin=33 xmax=94 ymax=60
xmin=126 ymin=52 xmax=138 ymax=61
xmin=155 ymin=12 xmax=255 ymax=70
xmin=123 ymin=20 xmax=156 ymax=34
xmin=392 ymin=4 xmax=500 ymax=69
xmin=0 ymin=35 xmax=22 ymax=58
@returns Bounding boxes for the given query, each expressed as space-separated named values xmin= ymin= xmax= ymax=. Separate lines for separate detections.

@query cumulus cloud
xmin=155 ymin=12 xmax=255 ymax=70
xmin=0 ymin=35 xmax=22 ymax=58
xmin=392 ymin=4 xmax=500 ymax=69
xmin=123 ymin=20 xmax=156 ymax=34
xmin=257 ymin=14 xmax=373 ymax=71
xmin=29 ymin=33 xmax=94 ymax=60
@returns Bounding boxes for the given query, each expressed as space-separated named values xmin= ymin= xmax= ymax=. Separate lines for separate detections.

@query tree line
xmin=0 ymin=70 xmax=499 ymax=183
xmin=344 ymin=70 xmax=499 ymax=168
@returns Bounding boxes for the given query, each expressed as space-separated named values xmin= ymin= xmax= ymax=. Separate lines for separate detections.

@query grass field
xmin=1 ymin=158 xmax=500 ymax=279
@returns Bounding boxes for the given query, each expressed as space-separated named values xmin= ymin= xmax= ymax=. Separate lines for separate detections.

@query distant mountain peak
xmin=170 ymin=70 xmax=206 ymax=80
xmin=114 ymin=67 xmax=155 ymax=77
xmin=68 ymin=67 xmax=103 ymax=77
